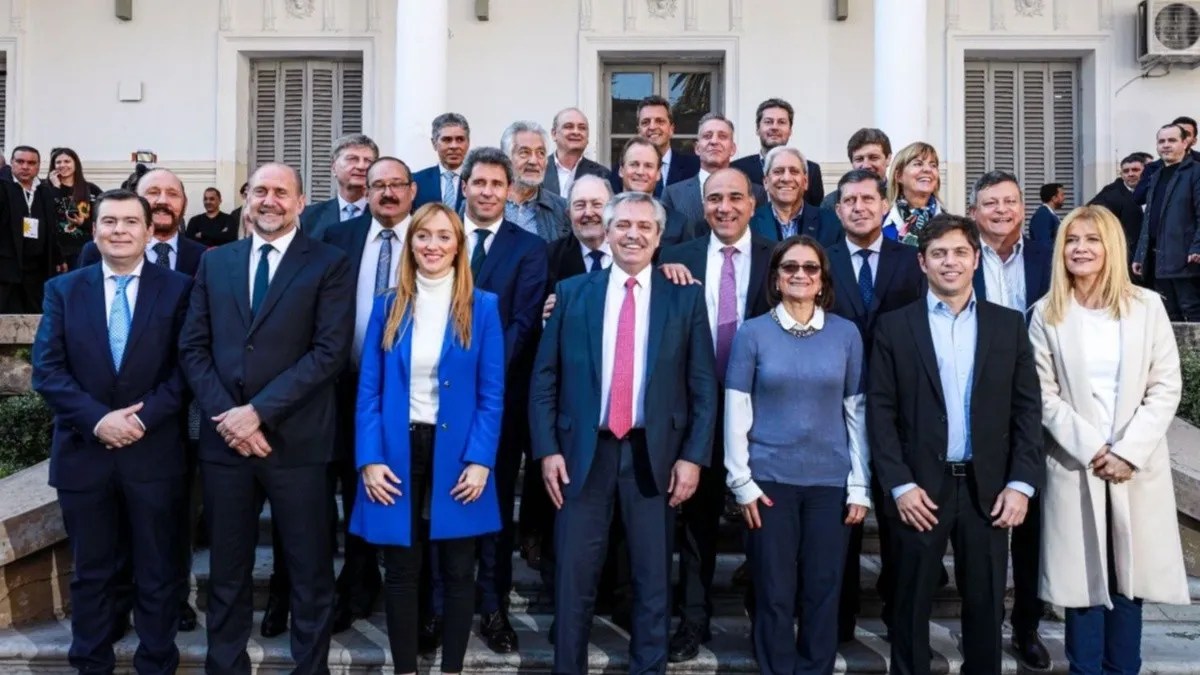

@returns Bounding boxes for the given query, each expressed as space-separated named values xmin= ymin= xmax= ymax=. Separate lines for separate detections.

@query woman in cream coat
xmin=1028 ymin=205 xmax=1189 ymax=675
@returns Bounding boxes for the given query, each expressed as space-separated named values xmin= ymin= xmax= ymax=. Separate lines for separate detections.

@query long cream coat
xmin=1029 ymin=287 xmax=1189 ymax=609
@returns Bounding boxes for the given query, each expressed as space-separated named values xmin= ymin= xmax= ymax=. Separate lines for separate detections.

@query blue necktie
xmin=375 ymin=230 xmax=395 ymax=294
xmin=251 ymin=244 xmax=273 ymax=318
xmin=856 ymin=249 xmax=875 ymax=308
xmin=109 ymin=275 xmax=132 ymax=370
xmin=442 ymin=171 xmax=457 ymax=206
xmin=342 ymin=203 xmax=360 ymax=221
xmin=587 ymin=249 xmax=605 ymax=273
xmin=153 ymin=242 xmax=172 ymax=268
xmin=470 ymin=230 xmax=491 ymax=278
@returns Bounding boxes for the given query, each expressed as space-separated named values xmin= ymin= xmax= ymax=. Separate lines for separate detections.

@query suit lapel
xmin=84 ymin=266 xmax=117 ymax=377
xmin=907 ymin=303 xmax=946 ymax=407
xmin=829 ymin=243 xmax=865 ymax=317
xmin=644 ymin=274 xmax=670 ymax=387
xmin=972 ymin=301 xmax=994 ymax=388
xmin=249 ymin=231 xmax=309 ymax=334
xmin=584 ymin=269 xmax=609 ymax=384
xmin=544 ymin=158 xmax=561 ymax=196
xmin=746 ymin=237 xmax=772 ymax=319
xmin=872 ymin=244 xmax=900 ymax=314
xmin=477 ymin=222 xmax=515 ymax=287
xmin=121 ymin=264 xmax=164 ymax=370
xmin=397 ymin=305 xmax=413 ymax=384
xmin=349 ymin=217 xmax=372 ymax=273
xmin=684 ymin=179 xmax=703 ymax=224
xmin=972 ymin=266 xmax=987 ymax=302
xmin=228 ymin=239 xmax=252 ymax=330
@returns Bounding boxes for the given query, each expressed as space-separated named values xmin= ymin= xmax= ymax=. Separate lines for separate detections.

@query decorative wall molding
xmin=218 ymin=0 xmax=232 ymax=31
xmin=9 ymin=0 xmax=24 ymax=34
xmin=1014 ymin=0 xmax=1044 ymax=17
xmin=946 ymin=0 xmax=961 ymax=29
xmin=367 ymin=0 xmax=380 ymax=32
xmin=624 ymin=0 xmax=636 ymax=31
xmin=729 ymin=0 xmax=743 ymax=31
xmin=1053 ymin=0 xmax=1068 ymax=30
xmin=1098 ymin=0 xmax=1114 ymax=30
xmin=579 ymin=0 xmax=593 ymax=31
xmin=285 ymin=0 xmax=316 ymax=20
xmin=647 ymin=0 xmax=678 ymax=19
xmin=684 ymin=0 xmax=698 ymax=31
xmin=263 ymin=0 xmax=277 ymax=31
xmin=322 ymin=0 xmax=336 ymax=31
xmin=990 ymin=0 xmax=1006 ymax=30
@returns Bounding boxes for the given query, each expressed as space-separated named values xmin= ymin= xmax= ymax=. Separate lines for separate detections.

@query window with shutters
xmin=249 ymin=58 xmax=363 ymax=201
xmin=963 ymin=61 xmax=1079 ymax=217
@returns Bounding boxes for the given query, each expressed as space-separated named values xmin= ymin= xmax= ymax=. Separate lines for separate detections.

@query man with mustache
xmin=412 ymin=113 xmax=471 ymax=212
xmin=299 ymin=134 xmax=379 ymax=238
xmin=662 ymin=113 xmax=766 ymax=238
xmin=501 ymin=120 xmax=569 ymax=243
xmin=542 ymin=108 xmax=610 ymax=198
xmin=732 ymin=98 xmax=825 ymax=207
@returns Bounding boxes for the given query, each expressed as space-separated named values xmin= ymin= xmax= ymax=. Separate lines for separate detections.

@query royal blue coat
xmin=349 ymin=289 xmax=506 ymax=546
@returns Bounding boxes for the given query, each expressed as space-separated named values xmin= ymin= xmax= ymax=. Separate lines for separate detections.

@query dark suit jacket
xmin=1134 ymin=155 xmax=1200 ymax=279
xmin=867 ymin=299 xmax=1043 ymax=516
xmin=827 ymin=237 xmax=924 ymax=354
xmin=971 ymin=237 xmax=1053 ymax=315
xmin=747 ymin=202 xmax=843 ymax=248
xmin=0 ymin=181 xmax=58 ymax=282
xmin=658 ymin=233 xmax=773 ymax=322
xmin=609 ymin=150 xmax=701 ymax=198
xmin=1028 ymin=204 xmax=1060 ymax=243
xmin=1089 ymin=178 xmax=1143 ymax=261
xmin=661 ymin=175 xmax=768 ymax=241
xmin=1133 ymin=149 xmax=1200 ymax=206
xmin=731 ymin=153 xmax=825 ymax=207
xmin=77 ymin=235 xmax=207 ymax=277
xmin=545 ymin=234 xmax=599 ymax=293
xmin=475 ymin=220 xmax=549 ymax=368
xmin=32 ymin=262 xmax=192 ymax=490
xmin=412 ymin=165 xmax=465 ymax=213
xmin=543 ymin=156 xmax=611 ymax=198
xmin=299 ymin=197 xmax=362 ymax=239
xmin=530 ymin=268 xmax=718 ymax=496
xmin=178 ymin=229 xmax=355 ymax=467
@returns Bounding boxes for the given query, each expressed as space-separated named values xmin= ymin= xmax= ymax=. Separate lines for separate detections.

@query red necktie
xmin=607 ymin=277 xmax=638 ymax=439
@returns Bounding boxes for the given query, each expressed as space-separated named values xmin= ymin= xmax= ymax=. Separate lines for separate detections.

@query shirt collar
xmin=774 ymin=304 xmax=825 ymax=331
xmin=579 ymin=239 xmax=611 ymax=258
xmin=611 ymin=263 xmax=654 ymax=291
xmin=698 ymin=168 xmax=711 ymax=189
xmin=337 ymin=194 xmax=368 ymax=214
xmin=146 ymin=232 xmax=179 ymax=254
xmin=251 ymin=226 xmax=298 ymax=257
xmin=926 ymin=290 xmax=977 ymax=316
xmin=370 ymin=216 xmax=410 ymax=242
xmin=465 ymin=215 xmax=503 ymax=236
xmin=981 ymin=238 xmax=1024 ymax=261
xmin=18 ymin=177 xmax=40 ymax=192
xmin=707 ymin=228 xmax=752 ymax=258
xmin=439 ymin=163 xmax=461 ymax=177
xmin=102 ymin=258 xmax=145 ymax=280
xmin=662 ymin=148 xmax=674 ymax=167
xmin=845 ymin=233 xmax=883 ymax=257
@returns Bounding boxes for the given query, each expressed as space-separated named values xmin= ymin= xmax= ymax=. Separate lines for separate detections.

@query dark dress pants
xmin=553 ymin=431 xmax=674 ymax=675
xmin=748 ymin=483 xmax=849 ymax=675
xmin=675 ymin=429 xmax=726 ymax=630
xmin=889 ymin=465 xmax=1007 ymax=675
xmin=474 ymin=414 xmax=524 ymax=615
xmin=58 ymin=472 xmax=185 ymax=675
xmin=202 ymin=459 xmax=334 ymax=675
xmin=838 ymin=476 xmax=893 ymax=639
xmin=1008 ymin=495 xmax=1044 ymax=637
xmin=1154 ymin=277 xmax=1200 ymax=321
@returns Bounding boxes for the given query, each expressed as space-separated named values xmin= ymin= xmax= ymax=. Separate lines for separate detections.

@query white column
xmin=874 ymin=1 xmax=928 ymax=149
xmin=394 ymin=0 xmax=448 ymax=165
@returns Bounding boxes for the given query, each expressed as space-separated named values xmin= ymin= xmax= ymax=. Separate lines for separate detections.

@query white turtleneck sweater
xmin=410 ymin=272 xmax=455 ymax=424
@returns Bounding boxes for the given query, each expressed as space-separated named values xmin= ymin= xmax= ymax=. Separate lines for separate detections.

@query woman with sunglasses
xmin=724 ymin=235 xmax=871 ymax=674
xmin=349 ymin=202 xmax=505 ymax=675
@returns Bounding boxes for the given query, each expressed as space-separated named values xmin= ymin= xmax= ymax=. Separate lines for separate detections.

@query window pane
xmin=611 ymin=72 xmax=655 ymax=134
xmin=610 ymin=136 xmax=637 ymax=169
xmin=670 ymin=137 xmax=697 ymax=156
xmin=666 ymin=72 xmax=712 ymax=135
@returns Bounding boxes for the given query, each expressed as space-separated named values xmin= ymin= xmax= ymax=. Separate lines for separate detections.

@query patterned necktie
xmin=856 ymin=249 xmax=875 ymax=308
xmin=715 ymin=246 xmax=739 ymax=382
xmin=153 ymin=242 xmax=172 ymax=268
xmin=470 ymin=229 xmax=491 ymax=278
xmin=608 ymin=277 xmax=638 ymax=439
xmin=251 ymin=244 xmax=273 ymax=318
xmin=342 ymin=203 xmax=360 ymax=221
xmin=109 ymin=275 xmax=132 ymax=370
xmin=375 ymin=230 xmax=395 ymax=294
xmin=587 ymin=250 xmax=605 ymax=273
xmin=442 ymin=171 xmax=457 ymax=206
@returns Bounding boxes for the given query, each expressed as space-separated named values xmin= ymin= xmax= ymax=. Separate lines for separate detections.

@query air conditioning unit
xmin=1138 ymin=1 xmax=1200 ymax=65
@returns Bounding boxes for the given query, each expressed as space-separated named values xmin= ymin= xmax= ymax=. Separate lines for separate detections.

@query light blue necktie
xmin=375 ymin=230 xmax=395 ymax=294
xmin=109 ymin=275 xmax=133 ymax=370
xmin=342 ymin=203 xmax=360 ymax=221
xmin=442 ymin=171 xmax=457 ymax=206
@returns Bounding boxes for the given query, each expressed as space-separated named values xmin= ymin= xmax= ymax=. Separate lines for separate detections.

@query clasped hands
xmin=212 ymin=404 xmax=271 ymax=457
xmin=362 ymin=463 xmax=490 ymax=506
xmin=95 ymin=402 xmax=145 ymax=449
xmin=1091 ymin=444 xmax=1134 ymax=484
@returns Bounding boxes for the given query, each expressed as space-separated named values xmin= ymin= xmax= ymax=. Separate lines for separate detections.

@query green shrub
xmin=1180 ymin=349 xmax=1200 ymax=429
xmin=0 ymin=393 xmax=53 ymax=479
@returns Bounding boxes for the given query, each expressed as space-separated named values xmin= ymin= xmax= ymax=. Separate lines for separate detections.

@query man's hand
xmin=990 ymin=487 xmax=1029 ymax=528
xmin=845 ymin=504 xmax=868 ymax=526
xmin=542 ymin=293 xmax=557 ymax=320
xmin=232 ymin=430 xmax=272 ymax=458
xmin=213 ymin=405 xmax=261 ymax=446
xmin=451 ymin=463 xmax=490 ymax=504
xmin=659 ymin=263 xmax=699 ymax=286
xmin=542 ymin=455 xmax=570 ymax=509
xmin=740 ymin=493 xmax=774 ymax=529
xmin=1189 ymin=254 xmax=1200 ymax=265
xmin=668 ymin=460 xmax=701 ymax=507
xmin=95 ymin=402 xmax=145 ymax=448
xmin=896 ymin=487 xmax=939 ymax=532
xmin=1131 ymin=262 xmax=1143 ymax=277
xmin=362 ymin=463 xmax=402 ymax=505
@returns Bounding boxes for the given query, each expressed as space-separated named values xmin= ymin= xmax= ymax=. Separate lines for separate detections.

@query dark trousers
xmin=748 ymin=483 xmax=849 ymax=675
xmin=381 ymin=424 xmax=476 ymax=673
xmin=0 ymin=273 xmax=46 ymax=313
xmin=474 ymin=418 xmax=524 ymax=615
xmin=1009 ymin=495 xmax=1044 ymax=636
xmin=839 ymin=477 xmax=894 ymax=638
xmin=58 ymin=472 xmax=185 ymax=675
xmin=1154 ymin=277 xmax=1200 ymax=321
xmin=889 ymin=466 xmax=1007 ymax=675
xmin=675 ymin=434 xmax=725 ymax=629
xmin=519 ymin=444 xmax=556 ymax=546
xmin=553 ymin=431 xmax=674 ymax=675
xmin=202 ymin=460 xmax=334 ymax=675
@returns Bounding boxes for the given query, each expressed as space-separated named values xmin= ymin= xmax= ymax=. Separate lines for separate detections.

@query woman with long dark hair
xmin=48 ymin=147 xmax=101 ymax=269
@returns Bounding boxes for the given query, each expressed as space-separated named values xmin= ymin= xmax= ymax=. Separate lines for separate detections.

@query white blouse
xmin=1072 ymin=297 xmax=1121 ymax=442
xmin=409 ymin=272 xmax=455 ymax=424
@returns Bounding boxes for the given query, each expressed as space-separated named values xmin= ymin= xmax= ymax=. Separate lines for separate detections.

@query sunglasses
xmin=778 ymin=261 xmax=822 ymax=276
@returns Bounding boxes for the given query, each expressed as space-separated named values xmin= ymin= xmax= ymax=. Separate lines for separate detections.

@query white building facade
xmin=1 ymin=0 xmax=1197 ymax=216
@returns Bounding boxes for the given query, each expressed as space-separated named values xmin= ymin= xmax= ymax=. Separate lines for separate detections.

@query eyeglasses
xmin=369 ymin=180 xmax=412 ymax=192
xmin=778 ymin=261 xmax=822 ymax=276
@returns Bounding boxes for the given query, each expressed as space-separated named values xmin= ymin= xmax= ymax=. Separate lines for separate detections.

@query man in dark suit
xmin=824 ymin=169 xmax=924 ymax=642
xmin=662 ymin=114 xmax=767 ymax=239
xmin=1028 ymin=183 xmax=1064 ymax=243
xmin=501 ymin=120 xmax=570 ymax=242
xmin=613 ymin=137 xmax=698 ymax=248
xmin=78 ymin=169 xmax=207 ymax=276
xmin=298 ymin=134 xmax=379 ymax=237
xmin=184 ymin=187 xmax=238 ymax=246
xmin=657 ymin=168 xmax=772 ymax=662
xmin=609 ymin=95 xmax=699 ymax=198
xmin=748 ymin=146 xmax=842 ymax=247
xmin=1134 ymin=123 xmax=1200 ymax=321
xmin=1 ymin=146 xmax=59 ymax=313
xmin=532 ymin=190 xmax=718 ymax=674
xmin=412 ymin=112 xmax=470 ymax=212
xmin=731 ymin=98 xmax=824 ymax=207
xmin=869 ymin=214 xmax=1042 ymax=675
xmin=1090 ymin=153 xmax=1148 ymax=272
xmin=543 ymin=107 xmax=611 ymax=198
xmin=33 ymin=189 xmax=193 ymax=675
xmin=179 ymin=162 xmax=354 ymax=674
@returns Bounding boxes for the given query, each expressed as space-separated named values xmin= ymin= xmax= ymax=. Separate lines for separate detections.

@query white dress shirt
xmin=661 ymin=149 xmax=674 ymax=186
xmin=439 ymin=163 xmax=461 ymax=198
xmin=248 ymin=227 xmax=298 ymax=303
xmin=846 ymin=233 xmax=883 ymax=282
xmin=464 ymin=216 xmax=502 ymax=255
xmin=697 ymin=167 xmax=711 ymax=191
xmin=579 ymin=240 xmax=613 ymax=271
xmin=146 ymin=233 xmax=179 ymax=270
xmin=554 ymin=155 xmax=577 ymax=197
xmin=336 ymin=194 xmax=369 ymax=221
xmin=980 ymin=239 xmax=1028 ymax=312
xmin=410 ymin=272 xmax=455 ymax=424
xmin=102 ymin=260 xmax=144 ymax=325
xmin=599 ymin=264 xmax=653 ymax=429
xmin=703 ymin=230 xmax=752 ymax=349
xmin=354 ymin=217 xmax=409 ymax=363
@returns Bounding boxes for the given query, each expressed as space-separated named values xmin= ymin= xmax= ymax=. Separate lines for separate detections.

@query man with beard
xmin=663 ymin=114 xmax=766 ymax=237
xmin=185 ymin=187 xmax=238 ymax=246
xmin=501 ymin=120 xmax=569 ymax=242
xmin=542 ymin=108 xmax=610 ymax=198
xmin=299 ymin=134 xmax=379 ymax=237
xmin=412 ymin=113 xmax=471 ymax=212
xmin=732 ymin=98 xmax=825 ymax=207
xmin=78 ymin=169 xmax=207 ymax=276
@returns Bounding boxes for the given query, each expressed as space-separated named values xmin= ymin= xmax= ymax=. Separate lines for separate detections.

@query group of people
xmin=22 ymin=94 xmax=1195 ymax=675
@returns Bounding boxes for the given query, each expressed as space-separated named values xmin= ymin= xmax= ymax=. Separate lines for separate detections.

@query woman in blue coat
xmin=350 ymin=202 xmax=505 ymax=675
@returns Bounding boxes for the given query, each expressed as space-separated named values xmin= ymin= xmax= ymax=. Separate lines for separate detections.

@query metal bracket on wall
xmin=476 ymin=0 xmax=489 ymax=21
xmin=116 ymin=0 xmax=133 ymax=21
xmin=835 ymin=0 xmax=848 ymax=21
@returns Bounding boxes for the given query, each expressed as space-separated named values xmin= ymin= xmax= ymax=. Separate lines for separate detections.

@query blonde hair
xmin=381 ymin=203 xmax=475 ymax=349
xmin=1042 ymin=205 xmax=1135 ymax=326
xmin=887 ymin=142 xmax=941 ymax=204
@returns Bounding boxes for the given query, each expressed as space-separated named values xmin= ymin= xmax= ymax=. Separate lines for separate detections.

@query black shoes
xmin=418 ymin=615 xmax=443 ymax=655
xmin=668 ymin=621 xmax=712 ymax=663
xmin=1013 ymin=631 xmax=1051 ymax=671
xmin=480 ymin=609 xmax=519 ymax=654
xmin=260 ymin=594 xmax=289 ymax=638
xmin=331 ymin=593 xmax=355 ymax=634
xmin=178 ymin=600 xmax=198 ymax=632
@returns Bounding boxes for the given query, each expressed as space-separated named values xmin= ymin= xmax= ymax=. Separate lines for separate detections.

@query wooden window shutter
xmin=1050 ymin=65 xmax=1079 ymax=210
xmin=1019 ymin=64 xmax=1049 ymax=217
xmin=308 ymin=62 xmax=337 ymax=200
xmin=964 ymin=64 xmax=988 ymax=200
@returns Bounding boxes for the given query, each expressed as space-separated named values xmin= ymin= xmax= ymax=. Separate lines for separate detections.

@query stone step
xmin=2 ymin=609 xmax=1199 ymax=674
xmin=188 ymin=547 xmax=1000 ymax=619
